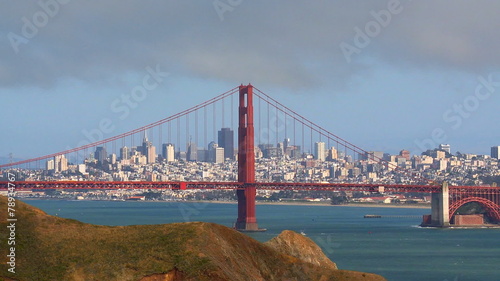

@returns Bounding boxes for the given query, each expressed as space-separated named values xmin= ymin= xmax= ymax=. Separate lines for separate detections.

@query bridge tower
xmin=235 ymin=84 xmax=264 ymax=231
xmin=430 ymin=182 xmax=450 ymax=227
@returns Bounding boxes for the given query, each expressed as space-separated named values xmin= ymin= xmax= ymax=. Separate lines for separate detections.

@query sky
xmin=1 ymin=0 xmax=499 ymax=162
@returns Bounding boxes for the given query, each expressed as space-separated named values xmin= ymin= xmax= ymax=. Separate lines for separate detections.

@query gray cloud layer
xmin=1 ymin=1 xmax=499 ymax=90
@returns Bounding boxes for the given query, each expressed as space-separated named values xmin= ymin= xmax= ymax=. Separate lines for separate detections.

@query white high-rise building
xmin=54 ymin=155 xmax=68 ymax=173
xmin=328 ymin=147 xmax=338 ymax=160
xmin=46 ymin=159 xmax=55 ymax=171
xmin=439 ymin=144 xmax=451 ymax=154
xmin=164 ymin=143 xmax=175 ymax=162
xmin=314 ymin=142 xmax=326 ymax=161
xmin=208 ymin=142 xmax=225 ymax=163
xmin=215 ymin=147 xmax=225 ymax=164
xmin=77 ymin=164 xmax=86 ymax=174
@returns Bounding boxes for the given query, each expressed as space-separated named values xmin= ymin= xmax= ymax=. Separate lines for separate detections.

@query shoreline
xmin=20 ymin=197 xmax=431 ymax=209
xmin=225 ymin=201 xmax=430 ymax=209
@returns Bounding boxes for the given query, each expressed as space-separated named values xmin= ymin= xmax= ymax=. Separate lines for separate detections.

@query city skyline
xmin=1 ymin=2 xmax=500 ymax=160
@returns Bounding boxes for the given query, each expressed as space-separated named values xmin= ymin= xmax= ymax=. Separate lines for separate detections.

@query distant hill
xmin=0 ymin=196 xmax=386 ymax=281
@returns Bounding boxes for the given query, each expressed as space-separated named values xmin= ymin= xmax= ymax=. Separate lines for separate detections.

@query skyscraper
xmin=218 ymin=128 xmax=234 ymax=160
xmin=94 ymin=147 xmax=108 ymax=164
xmin=283 ymin=138 xmax=291 ymax=151
xmin=141 ymin=131 xmax=156 ymax=164
xmin=492 ymin=146 xmax=500 ymax=159
xmin=187 ymin=142 xmax=198 ymax=161
xmin=215 ymin=147 xmax=225 ymax=163
xmin=328 ymin=147 xmax=338 ymax=160
xmin=208 ymin=141 xmax=224 ymax=163
xmin=46 ymin=159 xmax=54 ymax=171
xmin=162 ymin=143 xmax=175 ymax=162
xmin=120 ymin=146 xmax=129 ymax=160
xmin=54 ymin=155 xmax=68 ymax=173
xmin=314 ymin=142 xmax=326 ymax=161
xmin=439 ymin=144 xmax=451 ymax=154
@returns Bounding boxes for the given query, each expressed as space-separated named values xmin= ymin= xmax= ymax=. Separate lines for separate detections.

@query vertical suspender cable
xmin=159 ymin=125 xmax=162 ymax=148
xmin=267 ymin=98 xmax=270 ymax=146
xmin=213 ymin=103 xmax=216 ymax=143
xmin=186 ymin=114 xmax=189 ymax=152
xmin=204 ymin=106 xmax=207 ymax=148
xmin=275 ymin=102 xmax=278 ymax=147
xmin=177 ymin=118 xmax=180 ymax=152
xmin=222 ymin=98 xmax=225 ymax=128
xmin=195 ymin=110 xmax=198 ymax=148
xmin=310 ymin=124 xmax=313 ymax=155
xmin=231 ymin=93 xmax=234 ymax=134
xmin=258 ymin=95 xmax=261 ymax=146
xmin=302 ymin=120 xmax=304 ymax=157
xmin=168 ymin=121 xmax=171 ymax=143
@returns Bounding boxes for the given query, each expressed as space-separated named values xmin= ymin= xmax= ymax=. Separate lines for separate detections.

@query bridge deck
xmin=1 ymin=181 xmax=498 ymax=194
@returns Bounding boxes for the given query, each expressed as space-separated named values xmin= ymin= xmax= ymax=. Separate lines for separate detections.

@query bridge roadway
xmin=1 ymin=180 xmax=497 ymax=194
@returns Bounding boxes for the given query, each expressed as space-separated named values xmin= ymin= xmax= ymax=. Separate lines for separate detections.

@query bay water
xmin=26 ymin=200 xmax=500 ymax=281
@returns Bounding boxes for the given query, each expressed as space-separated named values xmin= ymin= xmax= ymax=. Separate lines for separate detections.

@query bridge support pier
xmin=235 ymin=186 xmax=260 ymax=231
xmin=430 ymin=182 xmax=450 ymax=227
xmin=235 ymin=84 xmax=265 ymax=232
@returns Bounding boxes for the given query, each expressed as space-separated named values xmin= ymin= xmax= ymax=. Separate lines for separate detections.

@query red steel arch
xmin=449 ymin=197 xmax=500 ymax=222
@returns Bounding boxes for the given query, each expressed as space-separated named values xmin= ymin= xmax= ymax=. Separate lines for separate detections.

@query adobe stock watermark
xmin=340 ymin=0 xmax=403 ymax=63
xmin=178 ymin=202 xmax=209 ymax=222
xmin=258 ymin=112 xmax=293 ymax=146
xmin=213 ymin=0 xmax=243 ymax=21
xmin=8 ymin=0 xmax=71 ymax=54
xmin=66 ymin=64 xmax=169 ymax=159
xmin=414 ymin=73 xmax=500 ymax=153
xmin=313 ymin=234 xmax=341 ymax=254
xmin=6 ymin=173 xmax=17 ymax=274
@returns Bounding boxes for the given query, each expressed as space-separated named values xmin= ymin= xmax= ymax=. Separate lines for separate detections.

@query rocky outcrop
xmin=266 ymin=230 xmax=338 ymax=270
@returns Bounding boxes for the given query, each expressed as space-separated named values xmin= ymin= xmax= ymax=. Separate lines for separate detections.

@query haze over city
xmin=1 ymin=1 xmax=499 ymax=159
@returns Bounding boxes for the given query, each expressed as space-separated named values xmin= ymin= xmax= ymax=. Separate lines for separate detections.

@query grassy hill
xmin=0 ymin=196 xmax=385 ymax=281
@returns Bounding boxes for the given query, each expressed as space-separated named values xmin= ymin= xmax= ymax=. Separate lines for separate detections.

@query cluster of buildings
xmin=5 ymin=133 xmax=500 ymax=191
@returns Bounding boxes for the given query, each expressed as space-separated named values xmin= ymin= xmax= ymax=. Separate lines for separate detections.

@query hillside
xmin=0 ymin=196 xmax=385 ymax=281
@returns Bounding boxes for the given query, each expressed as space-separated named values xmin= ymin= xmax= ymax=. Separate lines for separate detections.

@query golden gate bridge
xmin=1 ymin=85 xmax=499 ymax=230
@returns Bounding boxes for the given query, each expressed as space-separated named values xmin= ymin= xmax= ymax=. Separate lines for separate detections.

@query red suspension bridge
xmin=1 ymin=85 xmax=499 ymax=229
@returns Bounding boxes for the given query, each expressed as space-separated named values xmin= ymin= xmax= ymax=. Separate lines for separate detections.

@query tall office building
xmin=187 ymin=142 xmax=198 ymax=161
xmin=492 ymin=146 xmax=500 ymax=159
xmin=215 ymin=147 xmax=225 ymax=163
xmin=162 ymin=143 xmax=175 ymax=162
xmin=283 ymin=138 xmax=291 ymax=151
xmin=197 ymin=149 xmax=207 ymax=162
xmin=141 ymin=131 xmax=156 ymax=164
xmin=110 ymin=153 xmax=117 ymax=165
xmin=208 ymin=142 xmax=224 ymax=163
xmin=120 ymin=146 xmax=129 ymax=160
xmin=218 ymin=128 xmax=234 ymax=160
xmin=328 ymin=147 xmax=338 ymax=160
xmin=439 ymin=144 xmax=451 ymax=154
xmin=146 ymin=145 xmax=156 ymax=164
xmin=314 ymin=142 xmax=326 ymax=161
xmin=94 ymin=147 xmax=108 ymax=164
xmin=54 ymin=155 xmax=68 ymax=173
xmin=46 ymin=159 xmax=55 ymax=171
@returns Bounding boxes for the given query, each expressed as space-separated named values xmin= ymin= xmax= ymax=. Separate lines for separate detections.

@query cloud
xmin=1 ymin=1 xmax=499 ymax=90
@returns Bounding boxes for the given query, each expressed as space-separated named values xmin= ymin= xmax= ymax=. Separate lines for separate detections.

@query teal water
xmin=27 ymin=200 xmax=500 ymax=281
